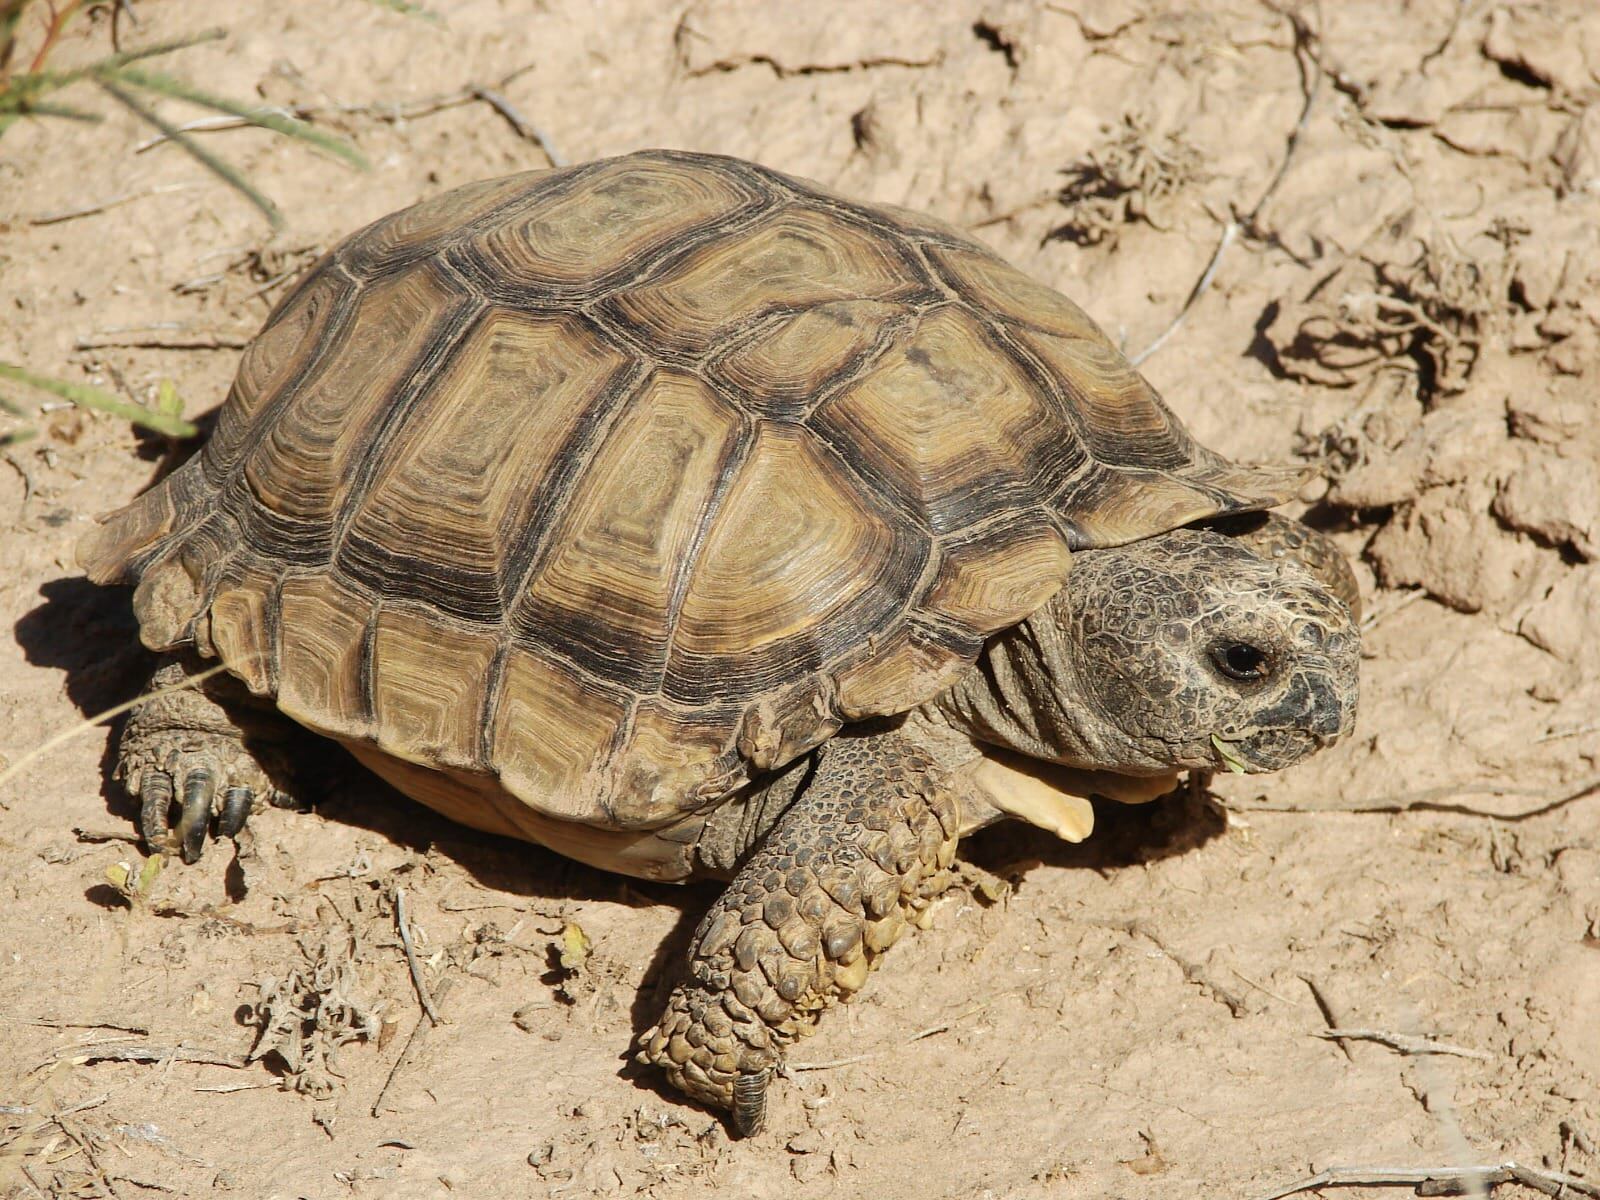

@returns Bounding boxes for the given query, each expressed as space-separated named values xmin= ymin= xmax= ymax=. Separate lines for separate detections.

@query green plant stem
xmin=0 ymin=362 xmax=198 ymax=437
xmin=97 ymin=77 xmax=284 ymax=227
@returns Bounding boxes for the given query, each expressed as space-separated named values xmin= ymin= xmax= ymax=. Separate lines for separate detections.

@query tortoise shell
xmin=80 ymin=149 xmax=1304 ymax=843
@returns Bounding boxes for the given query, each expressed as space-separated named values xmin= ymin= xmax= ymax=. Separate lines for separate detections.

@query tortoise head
xmin=1048 ymin=526 xmax=1360 ymax=774
xmin=940 ymin=526 xmax=1360 ymax=778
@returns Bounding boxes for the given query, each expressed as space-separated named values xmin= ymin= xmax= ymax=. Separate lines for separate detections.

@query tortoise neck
xmin=928 ymin=603 xmax=1118 ymax=770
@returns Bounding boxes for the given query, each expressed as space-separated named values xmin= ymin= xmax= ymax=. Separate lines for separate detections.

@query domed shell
xmin=80 ymin=149 xmax=1306 ymax=833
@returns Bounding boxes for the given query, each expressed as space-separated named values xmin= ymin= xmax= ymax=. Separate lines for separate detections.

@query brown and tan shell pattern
xmin=80 ymin=149 xmax=1305 ymax=837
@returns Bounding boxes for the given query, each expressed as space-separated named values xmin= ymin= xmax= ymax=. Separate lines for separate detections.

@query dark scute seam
xmin=499 ymin=347 xmax=654 ymax=624
xmin=145 ymin=263 xmax=365 ymax=569
xmin=654 ymin=407 xmax=759 ymax=699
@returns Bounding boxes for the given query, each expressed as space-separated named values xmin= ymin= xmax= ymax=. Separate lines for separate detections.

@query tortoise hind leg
xmin=119 ymin=653 xmax=301 ymax=862
xmin=637 ymin=723 xmax=962 ymax=1135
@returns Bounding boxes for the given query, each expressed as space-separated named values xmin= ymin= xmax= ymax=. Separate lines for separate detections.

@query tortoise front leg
xmin=637 ymin=725 xmax=961 ymax=1135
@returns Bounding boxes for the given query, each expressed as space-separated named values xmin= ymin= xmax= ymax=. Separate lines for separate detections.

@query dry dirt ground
xmin=3 ymin=1 xmax=1599 ymax=1197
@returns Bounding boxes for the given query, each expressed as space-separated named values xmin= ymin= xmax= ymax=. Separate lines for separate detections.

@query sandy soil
xmin=2 ymin=2 xmax=1598 ymax=1197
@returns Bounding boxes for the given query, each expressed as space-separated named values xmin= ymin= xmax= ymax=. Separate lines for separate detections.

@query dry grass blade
xmin=0 ymin=361 xmax=197 ymax=437
xmin=0 ymin=662 xmax=234 ymax=801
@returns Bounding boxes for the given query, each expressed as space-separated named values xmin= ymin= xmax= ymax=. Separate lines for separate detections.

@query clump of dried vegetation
xmin=1049 ymin=114 xmax=1205 ymax=247
xmin=248 ymin=918 xmax=383 ymax=1098
xmin=1266 ymin=218 xmax=1506 ymax=401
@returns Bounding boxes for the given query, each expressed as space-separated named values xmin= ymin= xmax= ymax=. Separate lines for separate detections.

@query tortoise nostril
xmin=1306 ymin=676 xmax=1350 ymax=742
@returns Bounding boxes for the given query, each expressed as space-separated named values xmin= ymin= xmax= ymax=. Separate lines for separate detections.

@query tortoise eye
xmin=1212 ymin=641 xmax=1272 ymax=682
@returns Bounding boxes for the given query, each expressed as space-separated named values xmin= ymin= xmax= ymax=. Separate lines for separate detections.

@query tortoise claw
xmin=218 ymin=786 xmax=254 ymax=838
xmin=119 ymin=655 xmax=299 ymax=864
xmin=138 ymin=769 xmax=176 ymax=854
xmin=732 ymin=1068 xmax=771 ymax=1137
xmin=133 ymin=765 xmax=259 ymax=861
xmin=177 ymin=769 xmax=217 ymax=864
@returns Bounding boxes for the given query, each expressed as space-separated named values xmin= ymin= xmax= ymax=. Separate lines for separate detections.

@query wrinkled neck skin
xmin=927 ymin=605 xmax=1150 ymax=774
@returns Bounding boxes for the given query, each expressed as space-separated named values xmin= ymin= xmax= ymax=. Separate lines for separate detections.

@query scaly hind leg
xmin=637 ymin=723 xmax=961 ymax=1135
xmin=119 ymin=653 xmax=301 ymax=863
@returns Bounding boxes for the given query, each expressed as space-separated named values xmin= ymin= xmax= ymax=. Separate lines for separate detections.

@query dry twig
xmin=371 ymin=977 xmax=452 ymax=1117
xmin=1106 ymin=919 xmax=1249 ymax=1016
xmin=1251 ymin=1162 xmax=1600 ymax=1199
xmin=1539 ymin=723 xmax=1600 ymax=745
xmin=1130 ymin=220 xmax=1236 ymax=366
xmin=1315 ymin=1028 xmax=1491 ymax=1061
xmin=394 ymin=887 xmax=440 ymax=1024
xmin=1301 ymin=976 xmax=1355 ymax=1062
xmin=1222 ymin=772 xmax=1600 ymax=823
xmin=29 ymin=181 xmax=203 ymax=224
xmin=48 ymin=1042 xmax=247 ymax=1068
xmin=1361 ymin=588 xmax=1429 ymax=632
xmin=75 ymin=326 xmax=251 ymax=350
xmin=72 ymin=827 xmax=142 ymax=846
xmin=261 ymin=64 xmax=565 ymax=166
xmin=28 ymin=1016 xmax=149 ymax=1033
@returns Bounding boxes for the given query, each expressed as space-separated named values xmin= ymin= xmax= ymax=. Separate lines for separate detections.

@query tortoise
xmin=79 ymin=149 xmax=1360 ymax=1134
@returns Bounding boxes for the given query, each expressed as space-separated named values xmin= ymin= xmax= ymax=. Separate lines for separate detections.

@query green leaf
xmin=1210 ymin=734 xmax=1250 ymax=775
xmin=0 ymin=362 xmax=198 ymax=437
xmin=136 ymin=854 xmax=164 ymax=893
xmin=153 ymin=378 xmax=183 ymax=418
xmin=363 ymin=0 xmax=446 ymax=24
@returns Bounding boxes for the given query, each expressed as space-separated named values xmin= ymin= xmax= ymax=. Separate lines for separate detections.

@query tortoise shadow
xmin=14 ymin=576 xmax=158 ymax=828
xmin=963 ymin=781 xmax=1227 ymax=880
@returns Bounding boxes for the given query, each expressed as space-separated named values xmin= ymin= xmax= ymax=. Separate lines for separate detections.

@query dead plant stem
xmin=1251 ymin=1164 xmax=1600 ymax=1200
xmin=394 ymin=887 xmax=441 ymax=1024
xmin=1315 ymin=1028 xmax=1491 ymax=1060
xmin=1223 ymin=772 xmax=1600 ymax=822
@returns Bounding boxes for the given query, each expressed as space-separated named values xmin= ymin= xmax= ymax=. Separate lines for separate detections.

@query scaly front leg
xmin=637 ymin=725 xmax=961 ymax=1135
